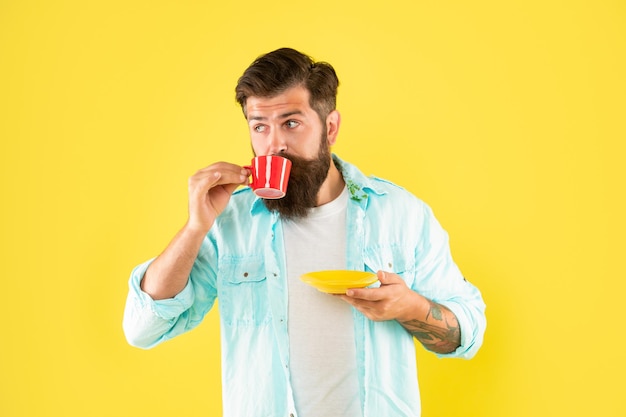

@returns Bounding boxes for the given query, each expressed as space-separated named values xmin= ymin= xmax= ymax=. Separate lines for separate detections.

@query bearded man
xmin=123 ymin=48 xmax=486 ymax=417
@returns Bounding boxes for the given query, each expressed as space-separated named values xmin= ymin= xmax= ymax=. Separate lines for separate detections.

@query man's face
xmin=245 ymin=85 xmax=326 ymax=160
xmin=245 ymin=86 xmax=333 ymax=219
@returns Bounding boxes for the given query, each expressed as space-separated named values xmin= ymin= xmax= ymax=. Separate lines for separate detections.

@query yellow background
xmin=1 ymin=1 xmax=624 ymax=416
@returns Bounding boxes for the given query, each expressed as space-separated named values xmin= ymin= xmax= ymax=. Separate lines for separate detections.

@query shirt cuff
xmin=435 ymin=299 xmax=483 ymax=360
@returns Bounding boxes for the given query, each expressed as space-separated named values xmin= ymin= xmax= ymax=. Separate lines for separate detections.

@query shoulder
xmin=359 ymin=175 xmax=438 ymax=236
xmin=336 ymin=155 xmax=423 ymax=205
xmin=366 ymin=175 xmax=426 ymax=209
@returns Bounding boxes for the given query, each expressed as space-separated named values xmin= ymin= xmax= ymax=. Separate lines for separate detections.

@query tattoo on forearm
xmin=400 ymin=300 xmax=461 ymax=354
xmin=426 ymin=303 xmax=443 ymax=321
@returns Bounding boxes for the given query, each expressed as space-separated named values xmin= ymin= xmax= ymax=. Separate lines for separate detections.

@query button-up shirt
xmin=123 ymin=155 xmax=486 ymax=417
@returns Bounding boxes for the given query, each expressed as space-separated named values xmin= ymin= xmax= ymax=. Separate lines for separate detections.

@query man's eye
xmin=285 ymin=120 xmax=299 ymax=128
xmin=254 ymin=125 xmax=266 ymax=133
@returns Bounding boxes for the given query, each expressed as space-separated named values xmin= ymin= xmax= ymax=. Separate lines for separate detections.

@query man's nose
xmin=267 ymin=129 xmax=287 ymax=155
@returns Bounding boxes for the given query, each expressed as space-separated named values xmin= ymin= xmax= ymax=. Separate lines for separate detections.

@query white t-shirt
xmin=283 ymin=186 xmax=361 ymax=417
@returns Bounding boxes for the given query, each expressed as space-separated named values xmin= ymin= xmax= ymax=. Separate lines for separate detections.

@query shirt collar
xmin=332 ymin=154 xmax=387 ymax=203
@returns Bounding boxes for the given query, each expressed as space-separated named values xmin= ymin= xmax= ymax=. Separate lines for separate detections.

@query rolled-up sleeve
xmin=122 ymin=238 xmax=219 ymax=349
xmin=438 ymin=294 xmax=486 ymax=359
xmin=413 ymin=203 xmax=487 ymax=360
xmin=122 ymin=259 xmax=195 ymax=348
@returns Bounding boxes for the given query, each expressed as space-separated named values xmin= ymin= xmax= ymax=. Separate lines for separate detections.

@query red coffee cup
xmin=245 ymin=155 xmax=292 ymax=199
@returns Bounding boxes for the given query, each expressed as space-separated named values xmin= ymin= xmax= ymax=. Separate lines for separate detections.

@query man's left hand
xmin=338 ymin=270 xmax=418 ymax=322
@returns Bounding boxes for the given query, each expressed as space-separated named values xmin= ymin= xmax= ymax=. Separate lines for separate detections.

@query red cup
xmin=245 ymin=155 xmax=292 ymax=199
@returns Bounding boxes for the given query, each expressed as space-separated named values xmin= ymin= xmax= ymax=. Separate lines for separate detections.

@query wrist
xmin=184 ymin=216 xmax=213 ymax=235
xmin=395 ymin=290 xmax=427 ymax=323
xmin=182 ymin=220 xmax=212 ymax=241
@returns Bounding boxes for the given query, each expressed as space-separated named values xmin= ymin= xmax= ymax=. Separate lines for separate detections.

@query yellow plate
xmin=300 ymin=270 xmax=378 ymax=294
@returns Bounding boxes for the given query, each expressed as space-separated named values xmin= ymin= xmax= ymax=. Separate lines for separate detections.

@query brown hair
xmin=235 ymin=48 xmax=339 ymax=121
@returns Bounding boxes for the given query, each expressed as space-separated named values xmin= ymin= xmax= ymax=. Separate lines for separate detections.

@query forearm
xmin=141 ymin=223 xmax=208 ymax=300
xmin=341 ymin=271 xmax=462 ymax=354
xmin=397 ymin=293 xmax=461 ymax=354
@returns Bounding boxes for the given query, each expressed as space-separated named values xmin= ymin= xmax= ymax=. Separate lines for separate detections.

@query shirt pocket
xmin=218 ymin=256 xmax=271 ymax=326
xmin=363 ymin=245 xmax=417 ymax=288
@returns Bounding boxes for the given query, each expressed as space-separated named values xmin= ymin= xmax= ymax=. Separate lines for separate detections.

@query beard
xmin=262 ymin=133 xmax=331 ymax=220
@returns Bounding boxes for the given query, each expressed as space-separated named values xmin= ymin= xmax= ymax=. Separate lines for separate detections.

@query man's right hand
xmin=140 ymin=162 xmax=250 ymax=300
xmin=187 ymin=162 xmax=250 ymax=234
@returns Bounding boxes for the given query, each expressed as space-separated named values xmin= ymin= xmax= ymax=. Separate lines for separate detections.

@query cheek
xmin=293 ymin=132 xmax=323 ymax=156
xmin=249 ymin=136 xmax=266 ymax=156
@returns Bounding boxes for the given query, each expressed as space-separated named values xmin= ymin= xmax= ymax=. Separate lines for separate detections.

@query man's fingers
xmin=339 ymin=293 xmax=394 ymax=322
xmin=206 ymin=167 xmax=249 ymax=187
xmin=377 ymin=270 xmax=404 ymax=285
xmin=186 ymin=162 xmax=252 ymax=233
xmin=344 ymin=271 xmax=400 ymax=299
xmin=206 ymin=171 xmax=247 ymax=189
xmin=345 ymin=286 xmax=387 ymax=301
xmin=339 ymin=271 xmax=413 ymax=322
xmin=190 ymin=164 xmax=249 ymax=192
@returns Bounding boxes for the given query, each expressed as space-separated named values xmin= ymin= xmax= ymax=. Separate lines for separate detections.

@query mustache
xmin=272 ymin=151 xmax=307 ymax=165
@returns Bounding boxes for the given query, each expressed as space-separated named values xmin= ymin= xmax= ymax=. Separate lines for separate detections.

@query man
xmin=123 ymin=47 xmax=486 ymax=417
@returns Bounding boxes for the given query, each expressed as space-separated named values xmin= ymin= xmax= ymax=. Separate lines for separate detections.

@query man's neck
xmin=315 ymin=159 xmax=345 ymax=206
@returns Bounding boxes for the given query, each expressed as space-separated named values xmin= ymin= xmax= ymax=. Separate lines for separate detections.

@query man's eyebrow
xmin=247 ymin=110 xmax=305 ymax=122
xmin=278 ymin=110 xmax=304 ymax=119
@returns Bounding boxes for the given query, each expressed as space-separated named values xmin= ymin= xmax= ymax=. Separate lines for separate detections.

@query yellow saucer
xmin=300 ymin=270 xmax=378 ymax=294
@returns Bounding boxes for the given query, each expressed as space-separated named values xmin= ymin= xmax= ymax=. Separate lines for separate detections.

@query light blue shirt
xmin=123 ymin=155 xmax=486 ymax=417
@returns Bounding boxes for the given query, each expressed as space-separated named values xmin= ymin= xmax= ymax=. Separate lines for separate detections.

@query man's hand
xmin=187 ymin=162 xmax=250 ymax=233
xmin=339 ymin=270 xmax=461 ymax=354
xmin=338 ymin=271 xmax=417 ymax=322
xmin=141 ymin=162 xmax=249 ymax=300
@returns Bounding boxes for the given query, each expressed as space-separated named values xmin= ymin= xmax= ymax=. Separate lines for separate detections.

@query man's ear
xmin=326 ymin=110 xmax=341 ymax=146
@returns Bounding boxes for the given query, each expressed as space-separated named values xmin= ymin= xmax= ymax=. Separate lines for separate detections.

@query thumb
xmin=378 ymin=270 xmax=403 ymax=285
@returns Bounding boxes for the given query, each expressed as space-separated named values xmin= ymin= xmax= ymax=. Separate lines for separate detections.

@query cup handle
xmin=243 ymin=165 xmax=253 ymax=186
